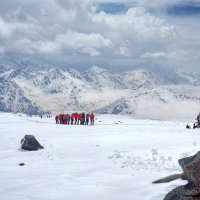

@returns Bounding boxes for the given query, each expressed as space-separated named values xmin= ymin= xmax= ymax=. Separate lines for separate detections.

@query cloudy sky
xmin=0 ymin=0 xmax=199 ymax=72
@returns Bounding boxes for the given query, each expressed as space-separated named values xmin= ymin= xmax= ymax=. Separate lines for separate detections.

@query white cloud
xmin=9 ymin=39 xmax=60 ymax=54
xmin=8 ymin=30 xmax=112 ymax=55
xmin=0 ymin=0 xmax=199 ymax=72
xmin=91 ymin=7 xmax=177 ymax=39
xmin=0 ymin=18 xmax=15 ymax=38
xmin=56 ymin=31 xmax=112 ymax=49
xmin=117 ymin=47 xmax=131 ymax=57
xmin=141 ymin=52 xmax=167 ymax=59
xmin=81 ymin=47 xmax=101 ymax=56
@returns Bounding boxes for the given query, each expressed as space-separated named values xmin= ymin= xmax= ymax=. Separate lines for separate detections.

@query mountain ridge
xmin=0 ymin=65 xmax=200 ymax=120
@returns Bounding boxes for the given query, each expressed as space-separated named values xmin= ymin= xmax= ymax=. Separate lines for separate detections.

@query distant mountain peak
xmin=90 ymin=66 xmax=109 ymax=73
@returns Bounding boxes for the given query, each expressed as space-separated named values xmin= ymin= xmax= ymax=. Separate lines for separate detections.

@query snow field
xmin=0 ymin=113 xmax=199 ymax=200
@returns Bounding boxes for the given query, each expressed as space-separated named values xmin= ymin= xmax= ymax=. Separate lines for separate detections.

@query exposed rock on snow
xmin=19 ymin=163 xmax=25 ymax=166
xmin=21 ymin=135 xmax=44 ymax=151
xmin=179 ymin=151 xmax=200 ymax=185
xmin=153 ymin=173 xmax=183 ymax=184
xmin=164 ymin=151 xmax=200 ymax=200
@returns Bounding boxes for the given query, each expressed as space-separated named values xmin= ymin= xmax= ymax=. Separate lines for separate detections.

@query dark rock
xmin=178 ymin=152 xmax=200 ymax=185
xmin=164 ymin=183 xmax=200 ymax=200
xmin=21 ymin=135 xmax=44 ymax=151
xmin=163 ymin=151 xmax=200 ymax=200
xmin=181 ymin=173 xmax=188 ymax=181
xmin=164 ymin=185 xmax=189 ymax=200
xmin=153 ymin=174 xmax=183 ymax=184
xmin=19 ymin=163 xmax=25 ymax=166
xmin=153 ymin=172 xmax=188 ymax=184
xmin=186 ymin=124 xmax=190 ymax=129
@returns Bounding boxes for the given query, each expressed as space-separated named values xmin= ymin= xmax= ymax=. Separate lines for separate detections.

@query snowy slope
xmin=0 ymin=66 xmax=200 ymax=119
xmin=0 ymin=113 xmax=199 ymax=200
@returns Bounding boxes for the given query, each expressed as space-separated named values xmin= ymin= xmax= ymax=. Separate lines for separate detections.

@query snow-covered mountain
xmin=0 ymin=65 xmax=200 ymax=119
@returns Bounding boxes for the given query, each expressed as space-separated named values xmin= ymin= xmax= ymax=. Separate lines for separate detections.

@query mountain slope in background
xmin=0 ymin=65 xmax=200 ymax=120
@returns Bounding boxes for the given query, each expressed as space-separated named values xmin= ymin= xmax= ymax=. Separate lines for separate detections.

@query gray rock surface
xmin=163 ymin=151 xmax=200 ymax=200
xmin=21 ymin=135 xmax=44 ymax=151
xmin=19 ymin=163 xmax=25 ymax=166
xmin=153 ymin=174 xmax=183 ymax=184
xmin=153 ymin=173 xmax=187 ymax=184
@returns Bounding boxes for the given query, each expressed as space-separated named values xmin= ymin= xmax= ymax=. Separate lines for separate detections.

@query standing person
xmin=63 ymin=114 xmax=67 ymax=125
xmin=80 ymin=113 xmax=83 ymax=125
xmin=58 ymin=114 xmax=63 ymax=124
xmin=66 ymin=114 xmax=70 ymax=125
xmin=86 ymin=113 xmax=90 ymax=125
xmin=71 ymin=113 xmax=74 ymax=125
xmin=61 ymin=114 xmax=64 ymax=124
xmin=90 ymin=113 xmax=95 ymax=125
xmin=197 ymin=112 xmax=200 ymax=125
xmin=74 ymin=113 xmax=78 ymax=125
xmin=81 ymin=112 xmax=85 ymax=125
xmin=55 ymin=115 xmax=58 ymax=124
xmin=77 ymin=113 xmax=82 ymax=125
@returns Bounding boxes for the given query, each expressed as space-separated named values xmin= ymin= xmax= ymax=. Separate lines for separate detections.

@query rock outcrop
xmin=21 ymin=135 xmax=44 ymax=151
xmin=163 ymin=151 xmax=200 ymax=200
xmin=153 ymin=173 xmax=183 ymax=184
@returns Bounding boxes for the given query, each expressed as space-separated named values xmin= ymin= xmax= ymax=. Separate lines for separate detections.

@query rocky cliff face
xmin=0 ymin=65 xmax=200 ymax=119
xmin=0 ymin=75 xmax=42 ymax=115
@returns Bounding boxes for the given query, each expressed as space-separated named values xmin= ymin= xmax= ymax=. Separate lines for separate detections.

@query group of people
xmin=197 ymin=112 xmax=200 ymax=125
xmin=193 ymin=112 xmax=200 ymax=129
xmin=187 ymin=112 xmax=200 ymax=129
xmin=55 ymin=112 xmax=95 ymax=125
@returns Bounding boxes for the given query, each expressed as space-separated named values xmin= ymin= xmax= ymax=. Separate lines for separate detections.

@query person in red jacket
xmin=63 ymin=114 xmax=67 ymax=124
xmin=77 ymin=113 xmax=82 ymax=125
xmin=58 ymin=114 xmax=63 ymax=124
xmin=74 ymin=113 xmax=78 ymax=125
xmin=90 ymin=113 xmax=95 ymax=125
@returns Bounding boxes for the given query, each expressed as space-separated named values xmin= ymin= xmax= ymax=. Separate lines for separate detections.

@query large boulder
xmin=163 ymin=151 xmax=200 ymax=200
xmin=21 ymin=135 xmax=44 ymax=151
xmin=164 ymin=183 xmax=197 ymax=200
xmin=178 ymin=152 xmax=200 ymax=185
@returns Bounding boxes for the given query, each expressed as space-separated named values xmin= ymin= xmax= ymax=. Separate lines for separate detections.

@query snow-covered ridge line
xmin=0 ymin=65 xmax=200 ymax=120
